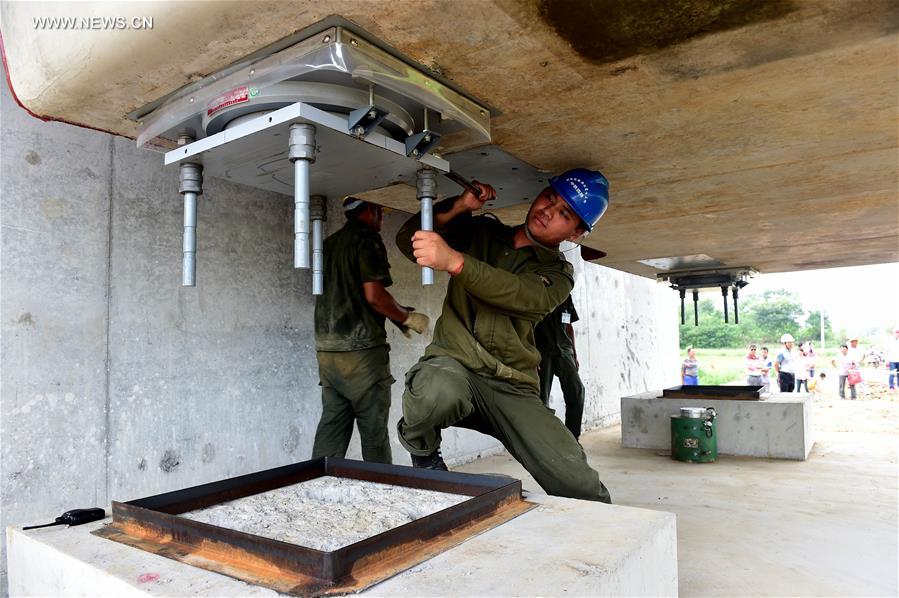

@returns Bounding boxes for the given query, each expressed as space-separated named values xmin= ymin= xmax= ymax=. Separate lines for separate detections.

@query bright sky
xmin=741 ymin=262 xmax=899 ymax=340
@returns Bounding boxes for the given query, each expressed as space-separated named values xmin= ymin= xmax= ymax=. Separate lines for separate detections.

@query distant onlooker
xmin=794 ymin=345 xmax=810 ymax=392
xmin=832 ymin=344 xmax=857 ymax=400
xmin=807 ymin=372 xmax=826 ymax=394
xmin=760 ymin=346 xmax=772 ymax=393
xmin=774 ymin=333 xmax=796 ymax=392
xmin=805 ymin=342 xmax=817 ymax=378
xmin=847 ymin=337 xmax=865 ymax=367
xmin=746 ymin=345 xmax=763 ymax=386
xmin=682 ymin=347 xmax=699 ymax=386
xmin=847 ymin=337 xmax=865 ymax=396
xmin=888 ymin=327 xmax=899 ymax=392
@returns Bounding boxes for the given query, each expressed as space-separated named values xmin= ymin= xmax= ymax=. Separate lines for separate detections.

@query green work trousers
xmin=397 ymin=355 xmax=611 ymax=503
xmin=538 ymin=350 xmax=585 ymax=439
xmin=312 ymin=345 xmax=394 ymax=464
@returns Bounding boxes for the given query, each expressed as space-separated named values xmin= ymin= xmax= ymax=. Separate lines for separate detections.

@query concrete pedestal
xmin=621 ymin=391 xmax=814 ymax=460
xmin=7 ymin=493 xmax=677 ymax=597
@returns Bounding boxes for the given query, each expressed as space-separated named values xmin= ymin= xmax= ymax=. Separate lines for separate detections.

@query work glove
xmin=391 ymin=305 xmax=431 ymax=338
xmin=396 ymin=309 xmax=429 ymax=338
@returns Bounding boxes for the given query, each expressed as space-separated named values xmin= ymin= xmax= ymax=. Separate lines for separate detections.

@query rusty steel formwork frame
xmin=93 ymin=458 xmax=535 ymax=595
xmin=663 ymin=385 xmax=765 ymax=400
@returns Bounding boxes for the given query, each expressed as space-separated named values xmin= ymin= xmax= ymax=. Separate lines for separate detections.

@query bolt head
xmin=412 ymin=149 xmax=420 ymax=157
xmin=353 ymin=126 xmax=365 ymax=136
xmin=368 ymin=110 xmax=377 ymax=119
xmin=423 ymin=134 xmax=431 ymax=143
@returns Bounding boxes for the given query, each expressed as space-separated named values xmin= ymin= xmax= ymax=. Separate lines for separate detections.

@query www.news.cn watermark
xmin=32 ymin=16 xmax=154 ymax=30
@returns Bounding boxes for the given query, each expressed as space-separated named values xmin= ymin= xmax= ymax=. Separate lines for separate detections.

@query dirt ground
xmin=809 ymin=368 xmax=899 ymax=435
xmin=458 ymin=373 xmax=899 ymax=596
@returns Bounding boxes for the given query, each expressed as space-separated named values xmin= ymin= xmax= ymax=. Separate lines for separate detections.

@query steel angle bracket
xmin=348 ymin=105 xmax=390 ymax=138
xmin=405 ymin=129 xmax=441 ymax=158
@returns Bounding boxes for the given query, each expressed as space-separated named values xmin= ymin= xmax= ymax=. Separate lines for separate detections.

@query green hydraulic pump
xmin=670 ymin=407 xmax=717 ymax=463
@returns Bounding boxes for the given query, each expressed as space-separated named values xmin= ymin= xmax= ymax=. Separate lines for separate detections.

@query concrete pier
xmin=621 ymin=390 xmax=814 ymax=460
xmin=7 ymin=493 xmax=676 ymax=597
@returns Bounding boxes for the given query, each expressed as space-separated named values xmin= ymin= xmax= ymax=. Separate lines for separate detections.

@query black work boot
xmin=411 ymin=450 xmax=448 ymax=471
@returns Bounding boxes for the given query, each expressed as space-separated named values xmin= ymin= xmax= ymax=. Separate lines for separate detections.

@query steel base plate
xmin=442 ymin=145 xmax=552 ymax=210
xmin=663 ymin=385 xmax=765 ymax=400
xmin=166 ymin=101 xmax=448 ymax=202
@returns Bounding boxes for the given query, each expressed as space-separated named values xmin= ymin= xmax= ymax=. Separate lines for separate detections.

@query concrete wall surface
xmin=0 ymin=70 xmax=678 ymax=594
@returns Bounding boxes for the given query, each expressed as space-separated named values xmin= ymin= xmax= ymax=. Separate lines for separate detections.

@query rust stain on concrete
xmin=538 ymin=0 xmax=796 ymax=64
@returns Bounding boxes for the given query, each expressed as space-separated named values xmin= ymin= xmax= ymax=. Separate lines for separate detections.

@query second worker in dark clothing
xmin=312 ymin=197 xmax=429 ymax=464
xmin=535 ymin=295 xmax=585 ymax=439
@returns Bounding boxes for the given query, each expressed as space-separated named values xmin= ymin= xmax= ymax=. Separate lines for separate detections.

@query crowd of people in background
xmin=681 ymin=326 xmax=899 ymax=399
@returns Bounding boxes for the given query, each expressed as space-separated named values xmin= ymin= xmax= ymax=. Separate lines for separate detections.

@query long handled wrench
xmin=443 ymin=170 xmax=482 ymax=198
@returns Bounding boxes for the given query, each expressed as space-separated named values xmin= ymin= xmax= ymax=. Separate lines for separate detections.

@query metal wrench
xmin=443 ymin=170 xmax=483 ymax=198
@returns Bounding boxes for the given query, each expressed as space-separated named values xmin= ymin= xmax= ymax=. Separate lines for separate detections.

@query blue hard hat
xmin=549 ymin=168 xmax=610 ymax=231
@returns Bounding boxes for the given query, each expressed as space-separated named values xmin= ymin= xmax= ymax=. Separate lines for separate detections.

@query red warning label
xmin=207 ymin=86 xmax=250 ymax=117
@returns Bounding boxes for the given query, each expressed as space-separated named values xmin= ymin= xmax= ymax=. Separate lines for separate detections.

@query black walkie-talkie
xmin=22 ymin=508 xmax=105 ymax=530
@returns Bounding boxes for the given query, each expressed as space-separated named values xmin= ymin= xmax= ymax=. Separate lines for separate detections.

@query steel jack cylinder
xmin=289 ymin=123 xmax=316 ymax=269
xmin=179 ymin=159 xmax=203 ymax=287
xmin=722 ymin=286 xmax=729 ymax=323
xmin=416 ymin=167 xmax=437 ymax=286
xmin=309 ymin=195 xmax=327 ymax=296
xmin=693 ymin=290 xmax=700 ymax=326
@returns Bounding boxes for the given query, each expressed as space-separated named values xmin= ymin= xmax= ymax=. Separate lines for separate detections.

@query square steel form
xmin=93 ymin=458 xmax=534 ymax=595
xmin=662 ymin=385 xmax=765 ymax=400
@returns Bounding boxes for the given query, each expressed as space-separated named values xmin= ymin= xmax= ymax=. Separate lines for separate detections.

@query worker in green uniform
xmin=535 ymin=295 xmax=585 ymax=439
xmin=312 ymin=197 xmax=429 ymax=464
xmin=395 ymin=169 xmax=612 ymax=503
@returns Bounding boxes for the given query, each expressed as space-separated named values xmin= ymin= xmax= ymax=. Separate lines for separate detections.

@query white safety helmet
xmin=780 ymin=333 xmax=795 ymax=343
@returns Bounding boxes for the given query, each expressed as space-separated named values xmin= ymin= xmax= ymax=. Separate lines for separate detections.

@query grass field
xmin=683 ymin=347 xmax=898 ymax=397
xmin=682 ymin=348 xmax=748 ymax=385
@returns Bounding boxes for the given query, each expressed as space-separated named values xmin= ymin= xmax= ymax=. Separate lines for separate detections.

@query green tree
xmin=678 ymin=288 xmax=809 ymax=349
xmin=741 ymin=289 xmax=803 ymax=344
xmin=798 ymin=311 xmax=838 ymax=347
xmin=679 ymin=299 xmax=745 ymax=349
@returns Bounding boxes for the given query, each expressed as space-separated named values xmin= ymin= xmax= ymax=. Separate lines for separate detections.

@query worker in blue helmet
xmin=547 ymin=168 xmax=610 ymax=232
xmin=395 ymin=168 xmax=612 ymax=503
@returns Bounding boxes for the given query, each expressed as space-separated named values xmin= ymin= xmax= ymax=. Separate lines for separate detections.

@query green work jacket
xmin=397 ymin=199 xmax=574 ymax=389
xmin=314 ymin=219 xmax=392 ymax=351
